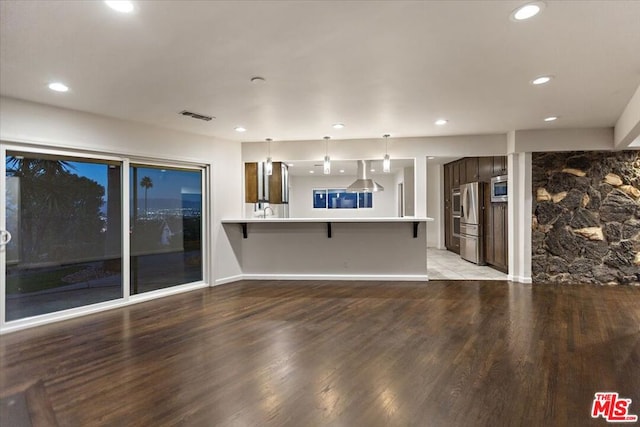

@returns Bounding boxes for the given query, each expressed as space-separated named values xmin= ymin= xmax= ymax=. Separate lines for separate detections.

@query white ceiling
xmin=1 ymin=1 xmax=640 ymax=143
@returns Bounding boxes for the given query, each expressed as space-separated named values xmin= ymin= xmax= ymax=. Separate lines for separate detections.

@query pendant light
xmin=323 ymin=136 xmax=331 ymax=175
xmin=265 ymin=138 xmax=273 ymax=176
xmin=382 ymin=134 xmax=391 ymax=173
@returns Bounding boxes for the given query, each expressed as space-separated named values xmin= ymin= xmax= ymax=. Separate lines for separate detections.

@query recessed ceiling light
xmin=435 ymin=119 xmax=448 ymax=126
xmin=339 ymin=169 xmax=345 ymax=173
xmin=428 ymin=156 xmax=435 ymax=160
xmin=48 ymin=82 xmax=69 ymax=92
xmin=234 ymin=126 xmax=247 ymax=132
xmin=309 ymin=170 xmax=315 ymax=174
xmin=332 ymin=123 xmax=345 ymax=129
xmin=544 ymin=116 xmax=558 ymax=122
xmin=104 ymin=0 xmax=134 ymax=13
xmin=511 ymin=2 xmax=545 ymax=21
xmin=531 ymin=75 xmax=553 ymax=85
xmin=370 ymin=168 xmax=376 ymax=172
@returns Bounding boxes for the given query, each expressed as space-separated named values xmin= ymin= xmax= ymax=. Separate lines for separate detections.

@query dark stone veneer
xmin=532 ymin=151 xmax=640 ymax=285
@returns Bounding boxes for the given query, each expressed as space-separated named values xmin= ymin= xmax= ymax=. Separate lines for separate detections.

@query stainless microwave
xmin=491 ymin=175 xmax=508 ymax=203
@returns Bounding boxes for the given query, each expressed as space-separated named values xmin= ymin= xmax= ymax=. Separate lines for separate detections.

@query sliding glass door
xmin=1 ymin=145 xmax=207 ymax=328
xmin=129 ymin=164 xmax=203 ymax=294
xmin=3 ymin=150 xmax=123 ymax=321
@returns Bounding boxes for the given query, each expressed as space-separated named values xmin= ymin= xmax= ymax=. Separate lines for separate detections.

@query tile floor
xmin=427 ymin=248 xmax=508 ymax=280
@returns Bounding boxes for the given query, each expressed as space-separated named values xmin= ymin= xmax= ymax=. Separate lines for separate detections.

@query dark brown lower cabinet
xmin=451 ymin=235 xmax=460 ymax=254
xmin=486 ymin=203 xmax=508 ymax=272
xmin=444 ymin=204 xmax=451 ymax=249
xmin=484 ymin=185 xmax=493 ymax=265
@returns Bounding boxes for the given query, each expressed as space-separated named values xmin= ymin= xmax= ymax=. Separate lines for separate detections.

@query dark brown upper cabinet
xmin=452 ymin=161 xmax=460 ymax=187
xmin=478 ymin=156 xmax=493 ymax=182
xmin=492 ymin=156 xmax=508 ymax=176
xmin=464 ymin=157 xmax=479 ymax=183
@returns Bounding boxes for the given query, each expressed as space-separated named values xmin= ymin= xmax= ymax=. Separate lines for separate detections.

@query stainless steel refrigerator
xmin=460 ymin=181 xmax=485 ymax=265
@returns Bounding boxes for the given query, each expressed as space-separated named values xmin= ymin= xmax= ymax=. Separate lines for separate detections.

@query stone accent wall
xmin=532 ymin=151 xmax=640 ymax=285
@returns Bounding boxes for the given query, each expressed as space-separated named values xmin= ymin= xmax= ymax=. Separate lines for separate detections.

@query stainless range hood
xmin=346 ymin=160 xmax=384 ymax=192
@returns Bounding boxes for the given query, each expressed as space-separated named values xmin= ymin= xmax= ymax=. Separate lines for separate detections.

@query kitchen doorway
xmin=426 ymin=155 xmax=508 ymax=281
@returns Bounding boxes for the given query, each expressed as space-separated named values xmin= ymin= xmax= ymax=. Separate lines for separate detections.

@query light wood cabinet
xmin=245 ymin=162 xmax=259 ymax=203
xmin=269 ymin=162 xmax=288 ymax=204
xmin=244 ymin=162 xmax=289 ymax=204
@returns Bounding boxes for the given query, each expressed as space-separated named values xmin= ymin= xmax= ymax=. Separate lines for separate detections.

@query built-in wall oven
xmin=452 ymin=188 xmax=461 ymax=237
xmin=491 ymin=175 xmax=508 ymax=203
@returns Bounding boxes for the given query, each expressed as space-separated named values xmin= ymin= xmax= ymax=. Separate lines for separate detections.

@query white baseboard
xmin=508 ymin=275 xmax=533 ymax=284
xmin=213 ymin=274 xmax=244 ymax=286
xmin=241 ymin=273 xmax=430 ymax=281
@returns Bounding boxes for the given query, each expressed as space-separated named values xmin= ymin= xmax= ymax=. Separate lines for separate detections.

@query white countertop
xmin=221 ymin=217 xmax=434 ymax=223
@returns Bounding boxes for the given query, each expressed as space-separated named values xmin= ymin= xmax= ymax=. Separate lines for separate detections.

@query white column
xmin=507 ymin=151 xmax=532 ymax=283
xmin=425 ymin=160 xmax=443 ymax=248
xmin=415 ymin=155 xmax=427 ymax=218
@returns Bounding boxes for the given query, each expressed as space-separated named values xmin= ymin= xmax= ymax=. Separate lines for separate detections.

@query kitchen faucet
xmin=262 ymin=206 xmax=274 ymax=218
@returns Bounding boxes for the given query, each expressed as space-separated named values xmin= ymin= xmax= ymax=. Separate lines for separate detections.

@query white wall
xmin=288 ymin=174 xmax=398 ymax=218
xmin=511 ymin=128 xmax=613 ymax=153
xmin=0 ymin=96 xmax=243 ymax=283
xmin=426 ymin=160 xmax=442 ymax=248
xmin=403 ymin=166 xmax=415 ymax=216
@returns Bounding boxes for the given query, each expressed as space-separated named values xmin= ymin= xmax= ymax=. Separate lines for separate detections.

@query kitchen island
xmin=221 ymin=217 xmax=433 ymax=281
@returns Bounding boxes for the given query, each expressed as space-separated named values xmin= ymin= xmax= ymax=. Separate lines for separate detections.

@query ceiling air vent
xmin=179 ymin=110 xmax=215 ymax=121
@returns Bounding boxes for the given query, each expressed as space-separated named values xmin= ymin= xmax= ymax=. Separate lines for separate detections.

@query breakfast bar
xmin=221 ymin=217 xmax=433 ymax=281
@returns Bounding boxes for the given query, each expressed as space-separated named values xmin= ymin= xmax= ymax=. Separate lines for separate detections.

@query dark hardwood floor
xmin=1 ymin=280 xmax=639 ymax=426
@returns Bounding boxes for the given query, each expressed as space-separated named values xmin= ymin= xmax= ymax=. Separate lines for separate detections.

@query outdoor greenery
xmin=6 ymin=156 xmax=106 ymax=264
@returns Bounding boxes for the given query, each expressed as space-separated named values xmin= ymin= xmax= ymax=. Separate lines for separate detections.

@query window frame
xmin=312 ymin=187 xmax=374 ymax=210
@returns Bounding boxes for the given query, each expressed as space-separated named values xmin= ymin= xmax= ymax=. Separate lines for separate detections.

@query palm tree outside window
xmin=140 ymin=176 xmax=153 ymax=217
